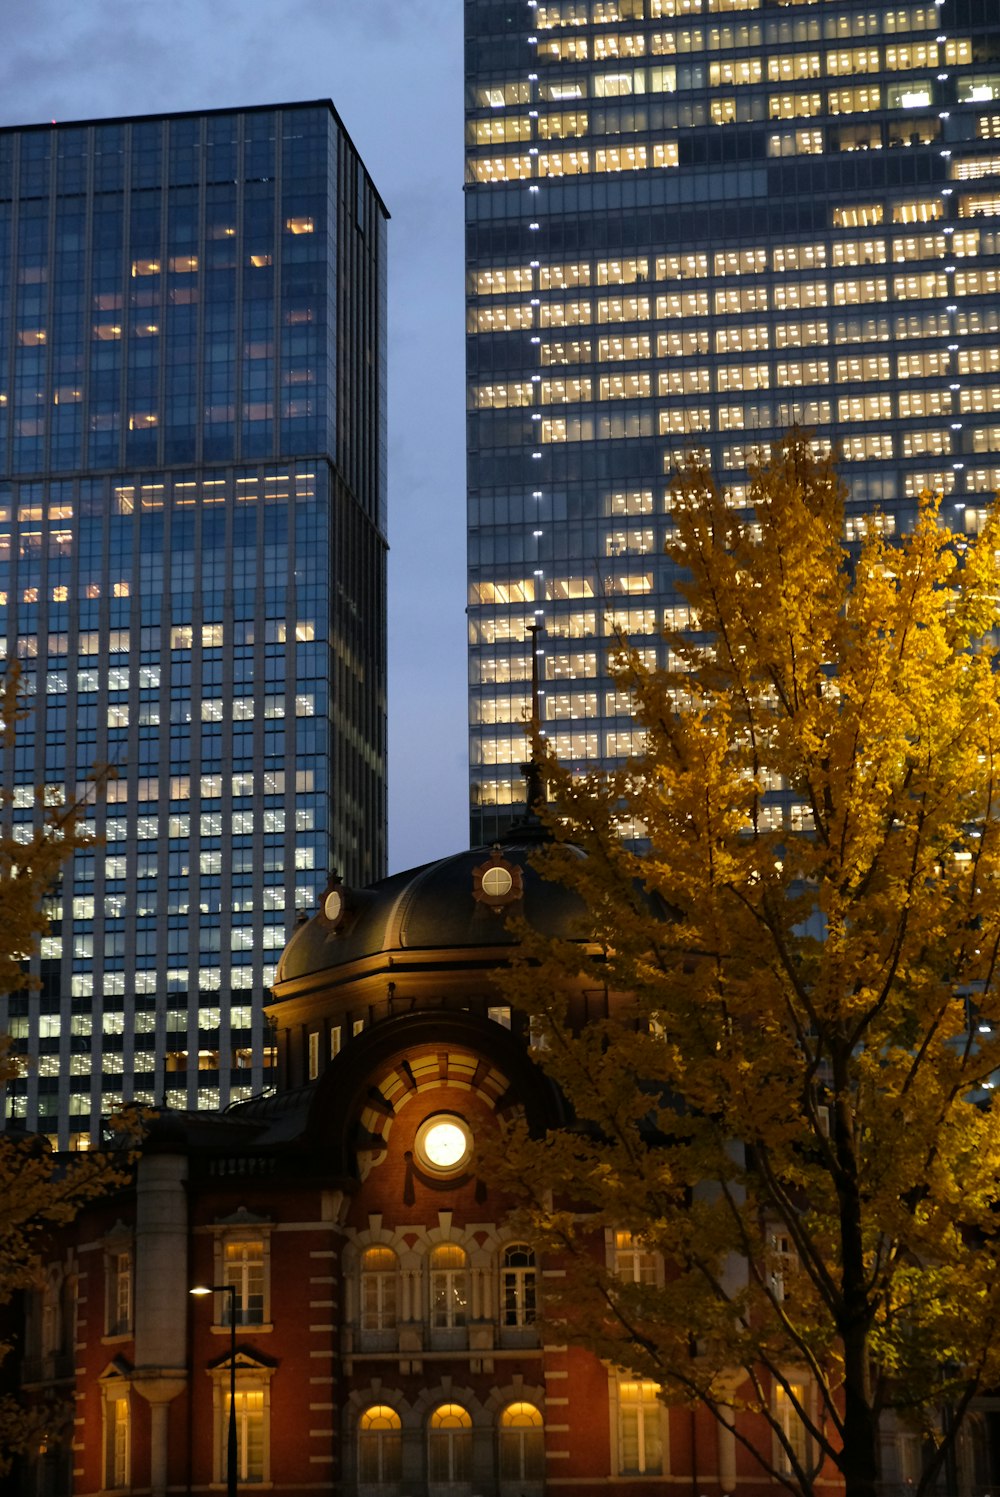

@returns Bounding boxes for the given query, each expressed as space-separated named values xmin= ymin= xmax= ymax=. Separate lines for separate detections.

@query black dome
xmin=274 ymin=833 xmax=589 ymax=987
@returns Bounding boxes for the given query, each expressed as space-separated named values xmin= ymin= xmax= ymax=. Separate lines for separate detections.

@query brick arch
xmin=482 ymin=1379 xmax=547 ymax=1420
xmin=467 ymin=1222 xmax=535 ymax=1257
xmin=341 ymin=1220 xmax=404 ymax=1272
xmin=304 ymin=1010 xmax=567 ymax=1175
xmin=356 ymin=1045 xmax=516 ymax=1152
xmin=345 ymin=1382 xmax=413 ymax=1426
xmin=411 ymin=1381 xmax=486 ymax=1426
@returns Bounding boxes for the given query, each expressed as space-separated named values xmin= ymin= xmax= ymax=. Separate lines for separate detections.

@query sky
xmin=0 ymin=0 xmax=470 ymax=876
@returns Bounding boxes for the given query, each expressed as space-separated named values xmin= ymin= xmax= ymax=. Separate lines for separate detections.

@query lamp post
xmin=190 ymin=1283 xmax=238 ymax=1497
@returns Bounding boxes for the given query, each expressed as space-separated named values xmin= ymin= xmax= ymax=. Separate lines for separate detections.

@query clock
xmin=415 ymin=1114 xmax=473 ymax=1175
xmin=324 ymin=887 xmax=345 ymax=924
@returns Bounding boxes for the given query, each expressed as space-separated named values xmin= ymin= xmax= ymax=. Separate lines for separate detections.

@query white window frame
xmin=358 ymin=1403 xmax=403 ymax=1487
xmin=613 ymin=1375 xmax=665 ymax=1476
xmin=500 ymin=1243 xmax=537 ymax=1328
xmin=100 ymin=1374 xmax=132 ymax=1492
xmin=210 ymin=1216 xmax=273 ymax=1331
xmin=41 ymin=1265 xmax=63 ymax=1359
xmin=104 ymin=1235 xmax=133 ymax=1338
xmin=609 ymin=1228 xmax=660 ymax=1285
xmin=429 ymin=1243 xmax=469 ymax=1331
xmin=427 ymin=1402 xmax=473 ymax=1488
xmin=220 ymin=1237 xmax=267 ymax=1327
xmin=773 ymin=1379 xmax=811 ymax=1475
xmin=208 ymin=1357 xmax=274 ymax=1487
xmin=360 ymin=1245 xmax=400 ymax=1334
xmin=498 ymin=1400 xmax=545 ymax=1485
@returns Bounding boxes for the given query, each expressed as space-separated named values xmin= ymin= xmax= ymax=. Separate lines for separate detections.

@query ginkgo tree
xmin=491 ymin=434 xmax=1000 ymax=1497
xmin=0 ymin=664 xmax=135 ymax=1475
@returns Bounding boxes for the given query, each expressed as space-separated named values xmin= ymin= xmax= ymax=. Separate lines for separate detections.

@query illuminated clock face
xmin=415 ymin=1114 xmax=473 ymax=1174
xmin=482 ymin=865 xmax=513 ymax=898
xmin=324 ymin=888 xmax=344 ymax=923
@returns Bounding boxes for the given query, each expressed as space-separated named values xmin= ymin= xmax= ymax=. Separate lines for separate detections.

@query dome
xmin=273 ymin=828 xmax=589 ymax=990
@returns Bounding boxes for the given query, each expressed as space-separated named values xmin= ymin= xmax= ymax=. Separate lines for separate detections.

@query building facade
xmin=0 ymin=103 xmax=388 ymax=1147
xmin=465 ymin=0 xmax=1000 ymax=841
xmin=13 ymin=833 xmax=997 ymax=1496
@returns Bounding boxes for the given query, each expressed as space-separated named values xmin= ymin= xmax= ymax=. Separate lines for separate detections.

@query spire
xmin=521 ymin=622 xmax=546 ymax=815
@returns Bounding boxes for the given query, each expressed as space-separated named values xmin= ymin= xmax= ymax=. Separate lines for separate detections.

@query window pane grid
xmin=222 ymin=1238 xmax=265 ymax=1325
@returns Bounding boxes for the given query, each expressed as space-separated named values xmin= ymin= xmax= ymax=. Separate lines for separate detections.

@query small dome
xmin=273 ymin=831 xmax=589 ymax=989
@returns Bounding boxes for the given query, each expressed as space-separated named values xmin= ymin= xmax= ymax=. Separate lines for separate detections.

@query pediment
xmin=213 ymin=1204 xmax=272 ymax=1227
xmin=206 ymin=1347 xmax=277 ymax=1374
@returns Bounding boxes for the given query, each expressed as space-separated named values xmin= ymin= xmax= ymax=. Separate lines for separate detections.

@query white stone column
xmin=718 ymin=1404 xmax=737 ymax=1493
xmin=131 ymin=1149 xmax=190 ymax=1497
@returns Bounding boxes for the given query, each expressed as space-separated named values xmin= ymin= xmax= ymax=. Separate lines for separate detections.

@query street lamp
xmin=191 ymin=1282 xmax=238 ymax=1497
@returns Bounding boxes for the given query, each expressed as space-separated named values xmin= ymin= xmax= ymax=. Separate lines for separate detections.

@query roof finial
xmin=521 ymin=622 xmax=546 ymax=815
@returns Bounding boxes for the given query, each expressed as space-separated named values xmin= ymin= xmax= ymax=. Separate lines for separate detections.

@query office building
xmin=465 ymin=0 xmax=1000 ymax=841
xmin=0 ymin=103 xmax=388 ymax=1145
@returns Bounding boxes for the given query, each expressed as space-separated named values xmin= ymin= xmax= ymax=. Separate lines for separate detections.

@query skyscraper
xmin=465 ymin=0 xmax=1000 ymax=842
xmin=0 ymin=103 xmax=388 ymax=1146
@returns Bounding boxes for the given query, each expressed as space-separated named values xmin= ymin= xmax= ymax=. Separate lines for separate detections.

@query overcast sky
xmin=0 ymin=0 xmax=470 ymax=876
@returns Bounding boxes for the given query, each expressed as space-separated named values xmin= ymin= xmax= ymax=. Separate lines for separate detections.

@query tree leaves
xmin=486 ymin=437 xmax=1000 ymax=1497
xmin=0 ymin=662 xmax=140 ymax=1474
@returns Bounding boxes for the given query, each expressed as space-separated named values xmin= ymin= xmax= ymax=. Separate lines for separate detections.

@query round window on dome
xmin=481 ymin=865 xmax=513 ymax=899
xmin=473 ymin=854 xmax=522 ymax=909
xmin=415 ymin=1113 xmax=473 ymax=1176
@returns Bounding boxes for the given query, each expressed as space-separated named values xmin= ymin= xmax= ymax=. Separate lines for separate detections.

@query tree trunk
xmin=832 ymin=1043 xmax=879 ymax=1497
xmin=840 ymin=1335 xmax=880 ymax=1497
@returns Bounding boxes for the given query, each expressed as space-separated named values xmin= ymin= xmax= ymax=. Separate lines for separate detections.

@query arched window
xmin=499 ymin=1401 xmax=544 ymax=1482
xmin=501 ymin=1244 xmax=536 ymax=1327
xmin=428 ymin=1403 xmax=472 ymax=1485
xmin=358 ymin=1405 xmax=402 ymax=1485
xmin=429 ymin=1244 xmax=468 ymax=1329
xmin=361 ymin=1246 xmax=399 ymax=1331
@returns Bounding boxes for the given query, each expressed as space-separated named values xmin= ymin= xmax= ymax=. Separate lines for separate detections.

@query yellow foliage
xmin=489 ymin=435 xmax=1000 ymax=1497
xmin=0 ymin=661 xmax=113 ymax=1001
xmin=0 ymin=663 xmax=139 ymax=1473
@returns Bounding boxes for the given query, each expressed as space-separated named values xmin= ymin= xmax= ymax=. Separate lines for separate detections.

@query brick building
xmin=12 ymin=825 xmax=981 ymax=1496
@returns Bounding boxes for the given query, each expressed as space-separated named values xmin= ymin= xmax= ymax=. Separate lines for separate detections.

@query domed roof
xmin=274 ymin=828 xmax=589 ymax=988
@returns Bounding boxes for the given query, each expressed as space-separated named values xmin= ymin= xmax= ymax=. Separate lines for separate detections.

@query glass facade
xmin=0 ymin=104 xmax=388 ymax=1144
xmin=465 ymin=0 xmax=1000 ymax=841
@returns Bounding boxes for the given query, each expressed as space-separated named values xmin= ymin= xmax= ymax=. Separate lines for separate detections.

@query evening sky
xmin=0 ymin=0 xmax=470 ymax=875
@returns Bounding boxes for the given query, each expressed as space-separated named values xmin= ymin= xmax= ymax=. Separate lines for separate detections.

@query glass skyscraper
xmin=0 ymin=103 xmax=388 ymax=1146
xmin=465 ymin=0 xmax=1000 ymax=842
